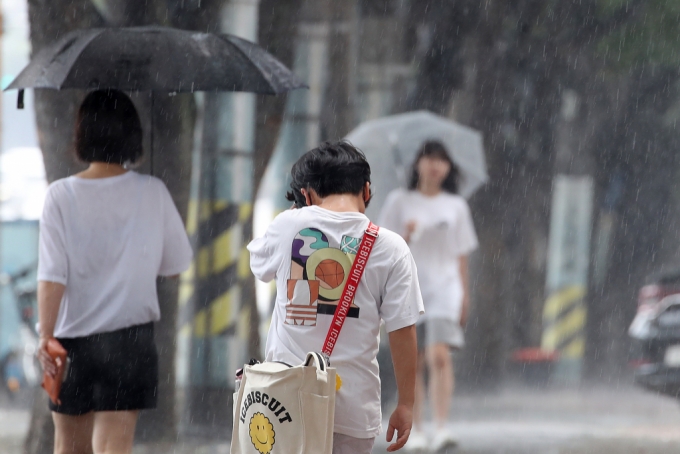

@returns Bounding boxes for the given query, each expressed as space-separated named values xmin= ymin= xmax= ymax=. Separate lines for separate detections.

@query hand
xmin=386 ymin=403 xmax=412 ymax=452
xmin=404 ymin=221 xmax=417 ymax=243
xmin=37 ymin=337 xmax=57 ymax=378
xmin=460 ymin=298 xmax=469 ymax=327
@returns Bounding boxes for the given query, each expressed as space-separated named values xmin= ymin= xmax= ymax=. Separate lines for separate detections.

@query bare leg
xmin=52 ymin=412 xmax=95 ymax=454
xmin=92 ymin=410 xmax=139 ymax=454
xmin=412 ymin=351 xmax=427 ymax=432
xmin=426 ymin=343 xmax=453 ymax=429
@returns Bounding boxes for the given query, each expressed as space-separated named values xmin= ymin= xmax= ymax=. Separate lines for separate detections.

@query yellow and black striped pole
xmin=182 ymin=160 xmax=256 ymax=426
xmin=541 ymin=285 xmax=587 ymax=360
xmin=541 ymin=175 xmax=593 ymax=383
xmin=182 ymin=82 xmax=259 ymax=428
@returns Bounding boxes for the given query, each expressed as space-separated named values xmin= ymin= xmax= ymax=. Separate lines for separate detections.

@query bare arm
xmin=37 ymin=281 xmax=66 ymax=377
xmin=386 ymin=324 xmax=417 ymax=452
xmin=459 ymin=255 xmax=470 ymax=327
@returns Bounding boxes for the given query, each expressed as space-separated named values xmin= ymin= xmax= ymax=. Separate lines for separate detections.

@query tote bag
xmin=231 ymin=352 xmax=336 ymax=454
xmin=230 ymin=222 xmax=379 ymax=454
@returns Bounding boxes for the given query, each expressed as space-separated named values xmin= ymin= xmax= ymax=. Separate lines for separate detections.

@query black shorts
xmin=50 ymin=322 xmax=158 ymax=415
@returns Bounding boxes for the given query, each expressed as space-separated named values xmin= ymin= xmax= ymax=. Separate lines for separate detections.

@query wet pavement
xmin=0 ymin=407 xmax=29 ymax=453
xmin=373 ymin=384 xmax=680 ymax=454
xmin=2 ymin=385 xmax=680 ymax=453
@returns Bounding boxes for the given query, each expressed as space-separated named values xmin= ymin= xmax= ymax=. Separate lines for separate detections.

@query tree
xmin=24 ymin=4 xmax=103 ymax=452
xmin=23 ymin=1 xmax=219 ymax=451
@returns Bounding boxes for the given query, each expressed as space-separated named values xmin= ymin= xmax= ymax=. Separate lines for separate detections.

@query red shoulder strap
xmin=322 ymin=222 xmax=380 ymax=358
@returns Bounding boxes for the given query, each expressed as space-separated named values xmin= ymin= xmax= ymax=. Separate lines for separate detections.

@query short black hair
xmin=286 ymin=141 xmax=372 ymax=207
xmin=408 ymin=140 xmax=459 ymax=194
xmin=75 ymin=89 xmax=143 ymax=164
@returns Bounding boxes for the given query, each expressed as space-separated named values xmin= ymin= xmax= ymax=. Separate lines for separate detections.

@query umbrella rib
xmin=56 ymin=30 xmax=106 ymax=90
xmin=215 ymin=35 xmax=277 ymax=94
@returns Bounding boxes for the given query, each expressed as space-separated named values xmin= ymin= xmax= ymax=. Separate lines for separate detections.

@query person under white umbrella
xmin=378 ymin=140 xmax=480 ymax=452
xmin=347 ymin=111 xmax=486 ymax=450
xmin=344 ymin=110 xmax=487 ymax=219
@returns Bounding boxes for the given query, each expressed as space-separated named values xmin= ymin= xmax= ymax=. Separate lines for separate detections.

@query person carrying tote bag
xmin=233 ymin=222 xmax=378 ymax=454
xmin=245 ymin=142 xmax=423 ymax=454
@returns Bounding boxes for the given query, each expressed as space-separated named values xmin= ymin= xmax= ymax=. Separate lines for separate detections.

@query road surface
xmin=2 ymin=384 xmax=680 ymax=453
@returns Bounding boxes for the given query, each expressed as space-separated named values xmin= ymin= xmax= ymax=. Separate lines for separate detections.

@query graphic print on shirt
xmin=287 ymin=227 xmax=361 ymax=326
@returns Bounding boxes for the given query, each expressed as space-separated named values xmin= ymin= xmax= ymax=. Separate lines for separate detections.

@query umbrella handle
xmin=150 ymin=91 xmax=154 ymax=176
xmin=390 ymin=142 xmax=406 ymax=187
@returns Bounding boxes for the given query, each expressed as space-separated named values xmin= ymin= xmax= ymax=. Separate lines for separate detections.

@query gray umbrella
xmin=344 ymin=111 xmax=488 ymax=218
xmin=7 ymin=26 xmax=306 ymax=95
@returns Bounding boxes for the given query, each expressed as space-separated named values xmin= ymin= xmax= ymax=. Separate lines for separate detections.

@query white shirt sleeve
xmin=158 ymin=183 xmax=193 ymax=276
xmin=449 ymin=199 xmax=479 ymax=257
xmin=377 ymin=190 xmax=403 ymax=235
xmin=38 ymin=188 xmax=68 ymax=285
xmin=247 ymin=214 xmax=284 ymax=283
xmin=380 ymin=252 xmax=424 ymax=333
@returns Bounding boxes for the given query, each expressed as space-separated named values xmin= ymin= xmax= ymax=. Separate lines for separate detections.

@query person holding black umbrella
xmin=36 ymin=89 xmax=193 ymax=454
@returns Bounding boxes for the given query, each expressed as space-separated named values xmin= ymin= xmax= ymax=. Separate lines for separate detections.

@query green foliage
xmin=596 ymin=0 xmax=680 ymax=68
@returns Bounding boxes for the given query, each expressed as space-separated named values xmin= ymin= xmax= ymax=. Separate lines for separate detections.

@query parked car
xmin=629 ymin=270 xmax=680 ymax=398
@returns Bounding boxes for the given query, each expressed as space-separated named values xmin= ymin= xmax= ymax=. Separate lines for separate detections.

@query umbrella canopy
xmin=6 ymin=26 xmax=306 ymax=95
xmin=344 ymin=111 xmax=488 ymax=215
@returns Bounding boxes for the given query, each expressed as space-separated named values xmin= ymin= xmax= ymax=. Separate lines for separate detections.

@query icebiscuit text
xmin=240 ymin=391 xmax=293 ymax=424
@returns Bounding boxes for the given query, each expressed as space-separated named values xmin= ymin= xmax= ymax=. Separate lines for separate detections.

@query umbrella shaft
xmin=150 ymin=92 xmax=154 ymax=176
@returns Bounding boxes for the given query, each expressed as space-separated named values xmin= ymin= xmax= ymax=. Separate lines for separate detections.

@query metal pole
xmin=262 ymin=19 xmax=330 ymax=214
xmin=186 ymin=0 xmax=260 ymax=433
xmin=150 ymin=91 xmax=154 ymax=176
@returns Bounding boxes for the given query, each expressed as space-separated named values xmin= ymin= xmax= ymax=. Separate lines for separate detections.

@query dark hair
xmin=408 ymin=140 xmax=459 ymax=194
xmin=286 ymin=141 xmax=372 ymax=207
xmin=75 ymin=89 xmax=143 ymax=164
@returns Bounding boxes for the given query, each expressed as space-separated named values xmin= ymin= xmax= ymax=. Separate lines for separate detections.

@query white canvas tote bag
xmin=231 ymin=222 xmax=379 ymax=454
xmin=231 ymin=352 xmax=336 ymax=454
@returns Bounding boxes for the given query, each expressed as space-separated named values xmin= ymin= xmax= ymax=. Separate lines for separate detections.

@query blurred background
xmin=2 ymin=0 xmax=680 ymax=453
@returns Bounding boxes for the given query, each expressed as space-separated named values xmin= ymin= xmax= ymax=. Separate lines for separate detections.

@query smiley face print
xmin=249 ymin=412 xmax=275 ymax=454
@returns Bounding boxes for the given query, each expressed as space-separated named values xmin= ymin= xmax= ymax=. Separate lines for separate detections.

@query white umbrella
xmin=344 ymin=110 xmax=488 ymax=217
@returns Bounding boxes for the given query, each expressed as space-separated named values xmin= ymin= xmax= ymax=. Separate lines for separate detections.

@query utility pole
xmin=541 ymin=89 xmax=594 ymax=384
xmin=355 ymin=0 xmax=412 ymax=124
xmin=258 ymin=0 xmax=330 ymax=214
xmin=186 ymin=0 xmax=260 ymax=434
xmin=320 ymin=0 xmax=357 ymax=140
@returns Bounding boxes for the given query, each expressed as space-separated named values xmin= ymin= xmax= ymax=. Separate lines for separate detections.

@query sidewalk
xmin=373 ymin=384 xmax=680 ymax=453
xmin=3 ymin=385 xmax=680 ymax=453
xmin=0 ymin=407 xmax=29 ymax=453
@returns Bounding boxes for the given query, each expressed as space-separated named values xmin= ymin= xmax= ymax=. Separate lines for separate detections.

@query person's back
xmin=42 ymin=171 xmax=190 ymax=337
xmin=248 ymin=141 xmax=423 ymax=454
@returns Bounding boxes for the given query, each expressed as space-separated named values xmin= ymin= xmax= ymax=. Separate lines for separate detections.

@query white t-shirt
xmin=379 ymin=189 xmax=478 ymax=323
xmin=248 ymin=206 xmax=423 ymax=438
xmin=38 ymin=171 xmax=193 ymax=338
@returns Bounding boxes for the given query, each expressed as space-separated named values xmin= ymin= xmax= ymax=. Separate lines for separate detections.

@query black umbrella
xmin=8 ymin=26 xmax=305 ymax=95
xmin=6 ymin=26 xmax=307 ymax=170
